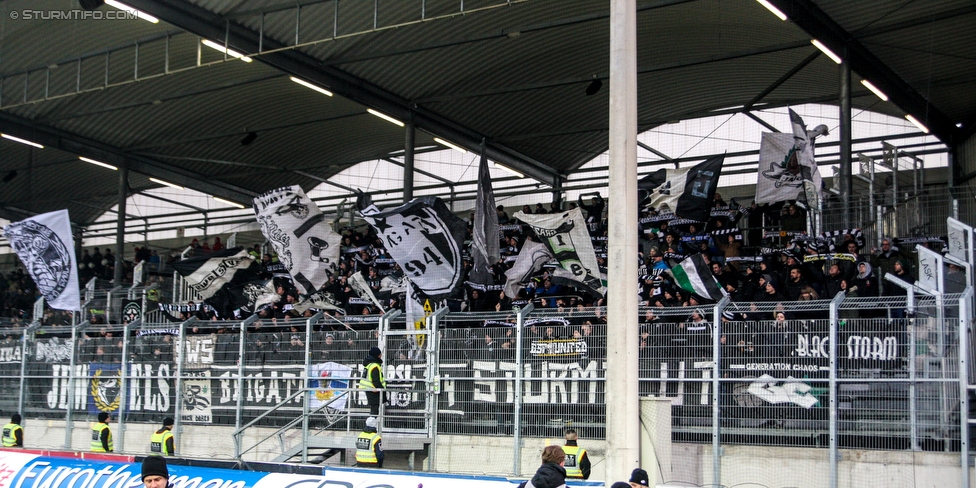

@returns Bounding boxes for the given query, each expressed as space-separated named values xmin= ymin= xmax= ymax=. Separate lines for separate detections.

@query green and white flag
xmin=670 ymin=254 xmax=727 ymax=301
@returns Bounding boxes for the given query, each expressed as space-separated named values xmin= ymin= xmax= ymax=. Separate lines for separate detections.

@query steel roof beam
xmin=0 ymin=113 xmax=258 ymax=215
xmin=767 ymin=0 xmax=960 ymax=145
xmin=125 ymin=0 xmax=562 ymax=187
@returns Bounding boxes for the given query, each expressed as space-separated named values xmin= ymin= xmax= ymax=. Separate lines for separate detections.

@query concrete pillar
xmin=606 ymin=0 xmax=641 ymax=484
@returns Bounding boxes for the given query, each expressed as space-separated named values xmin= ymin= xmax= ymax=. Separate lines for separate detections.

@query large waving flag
xmin=514 ymin=208 xmax=606 ymax=297
xmin=756 ymin=109 xmax=826 ymax=205
xmin=357 ymin=192 xmax=467 ymax=300
xmin=670 ymin=254 xmax=727 ymax=301
xmin=3 ymin=209 xmax=81 ymax=311
xmin=639 ymin=154 xmax=725 ymax=222
xmin=503 ymin=239 xmax=555 ymax=298
xmin=469 ymin=142 xmax=500 ymax=285
xmin=253 ymin=185 xmax=342 ymax=295
xmin=171 ymin=247 xmax=272 ymax=318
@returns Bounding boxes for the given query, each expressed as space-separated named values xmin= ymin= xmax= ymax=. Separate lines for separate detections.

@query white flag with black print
xmin=502 ymin=239 xmax=555 ymax=298
xmin=514 ymin=207 xmax=607 ymax=297
xmin=253 ymin=185 xmax=342 ymax=296
xmin=3 ymin=209 xmax=81 ymax=311
xmin=356 ymin=191 xmax=467 ymax=300
xmin=756 ymin=109 xmax=826 ymax=205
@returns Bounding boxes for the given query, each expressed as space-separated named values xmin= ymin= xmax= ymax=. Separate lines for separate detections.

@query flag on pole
xmin=3 ymin=209 xmax=81 ymax=311
xmin=756 ymin=109 xmax=826 ymax=205
xmin=348 ymin=271 xmax=386 ymax=313
xmin=253 ymin=185 xmax=342 ymax=296
xmin=171 ymin=247 xmax=272 ymax=318
xmin=513 ymin=207 xmax=606 ymax=296
xmin=469 ymin=140 xmax=500 ymax=285
xmin=502 ymin=239 xmax=555 ymax=298
xmin=670 ymin=254 xmax=727 ymax=301
xmin=639 ymin=154 xmax=725 ymax=222
xmin=357 ymin=191 xmax=467 ymax=300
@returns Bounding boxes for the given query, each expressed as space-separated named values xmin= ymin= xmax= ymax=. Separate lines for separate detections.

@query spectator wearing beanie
xmin=629 ymin=467 xmax=650 ymax=487
xmin=141 ymin=455 xmax=169 ymax=488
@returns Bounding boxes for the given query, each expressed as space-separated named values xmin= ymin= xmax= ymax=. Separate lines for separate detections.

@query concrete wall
xmin=19 ymin=419 xmax=971 ymax=486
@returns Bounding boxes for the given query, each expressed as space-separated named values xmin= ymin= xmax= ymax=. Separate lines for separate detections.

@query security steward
xmin=150 ymin=417 xmax=176 ymax=456
xmin=561 ymin=428 xmax=591 ymax=480
xmin=359 ymin=347 xmax=386 ymax=416
xmin=3 ymin=413 xmax=24 ymax=447
xmin=91 ymin=412 xmax=114 ymax=452
xmin=355 ymin=416 xmax=384 ymax=468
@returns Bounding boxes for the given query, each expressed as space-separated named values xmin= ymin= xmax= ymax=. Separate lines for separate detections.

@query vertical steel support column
xmin=117 ymin=319 xmax=142 ymax=452
xmin=607 ymin=0 xmax=641 ymax=483
xmin=114 ymin=162 xmax=128 ymax=286
xmin=234 ymin=314 xmax=257 ymax=459
xmin=17 ymin=324 xmax=33 ymax=423
xmin=513 ymin=303 xmax=535 ymax=476
xmin=172 ymin=318 xmax=195 ymax=456
xmin=712 ymin=297 xmax=730 ymax=484
xmin=958 ymin=288 xmax=973 ymax=488
xmin=64 ymin=321 xmax=88 ymax=448
xmin=838 ymin=60 xmax=853 ymax=229
xmin=301 ymin=312 xmax=323 ymax=463
xmin=829 ymin=292 xmax=845 ymax=488
xmin=404 ymin=122 xmax=415 ymax=202
xmin=909 ymin=286 xmax=919 ymax=451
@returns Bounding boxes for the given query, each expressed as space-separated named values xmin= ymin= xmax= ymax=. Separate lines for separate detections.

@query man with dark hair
xmin=561 ymin=428 xmax=590 ymax=479
xmin=91 ymin=412 xmax=113 ymax=452
xmin=2 ymin=413 xmax=23 ymax=447
xmin=359 ymin=346 xmax=386 ymax=416
xmin=150 ymin=417 xmax=175 ymax=456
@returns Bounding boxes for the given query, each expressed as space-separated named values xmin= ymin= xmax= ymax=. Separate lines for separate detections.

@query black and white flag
xmin=514 ymin=207 xmax=606 ymax=297
xmin=253 ymin=185 xmax=342 ymax=296
xmin=3 ymin=209 xmax=81 ymax=311
xmin=357 ymin=192 xmax=467 ymax=300
xmin=503 ymin=239 xmax=554 ymax=298
xmin=639 ymin=154 xmax=725 ymax=222
xmin=756 ymin=109 xmax=826 ymax=205
xmin=348 ymin=271 xmax=386 ymax=313
xmin=171 ymin=247 xmax=273 ymax=318
xmin=470 ymin=141 xmax=500 ymax=285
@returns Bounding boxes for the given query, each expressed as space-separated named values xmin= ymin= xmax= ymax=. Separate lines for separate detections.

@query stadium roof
xmin=0 ymin=0 xmax=972 ymax=228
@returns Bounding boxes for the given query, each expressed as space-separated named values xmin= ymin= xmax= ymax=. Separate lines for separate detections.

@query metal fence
xmin=1 ymin=292 xmax=971 ymax=485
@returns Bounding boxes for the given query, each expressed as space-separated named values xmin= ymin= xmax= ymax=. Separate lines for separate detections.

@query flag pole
xmin=607 ymin=0 xmax=641 ymax=484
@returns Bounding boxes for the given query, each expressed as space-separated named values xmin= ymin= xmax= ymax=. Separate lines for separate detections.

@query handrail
xmin=233 ymin=388 xmax=356 ymax=461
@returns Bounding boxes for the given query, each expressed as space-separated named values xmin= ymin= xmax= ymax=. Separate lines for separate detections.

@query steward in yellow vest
xmin=150 ymin=417 xmax=175 ymax=455
xmin=355 ymin=416 xmax=383 ymax=468
xmin=91 ymin=412 xmax=114 ymax=452
xmin=359 ymin=347 xmax=386 ymax=416
xmin=2 ymin=413 xmax=23 ymax=447
xmin=561 ymin=428 xmax=590 ymax=479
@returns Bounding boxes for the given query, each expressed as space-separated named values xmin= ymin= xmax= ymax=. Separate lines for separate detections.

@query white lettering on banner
xmin=847 ymin=335 xmax=898 ymax=360
xmin=795 ymin=334 xmax=829 ymax=358
xmin=128 ymin=364 xmax=171 ymax=413
xmin=35 ymin=339 xmax=73 ymax=363
xmin=746 ymin=374 xmax=819 ymax=409
xmin=46 ymin=364 xmax=88 ymax=410
xmin=0 ymin=345 xmax=21 ymax=363
xmin=214 ymin=367 xmax=304 ymax=410
xmin=179 ymin=336 xmax=215 ymax=367
xmin=472 ymin=360 xmax=515 ymax=403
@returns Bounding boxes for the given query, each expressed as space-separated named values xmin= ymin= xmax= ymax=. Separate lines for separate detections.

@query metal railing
xmin=1 ymin=292 xmax=971 ymax=485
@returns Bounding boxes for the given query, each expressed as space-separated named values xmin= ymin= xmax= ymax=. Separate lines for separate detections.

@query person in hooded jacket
xmin=519 ymin=445 xmax=567 ymax=488
xmin=852 ymin=262 xmax=877 ymax=297
xmin=359 ymin=346 xmax=386 ymax=416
